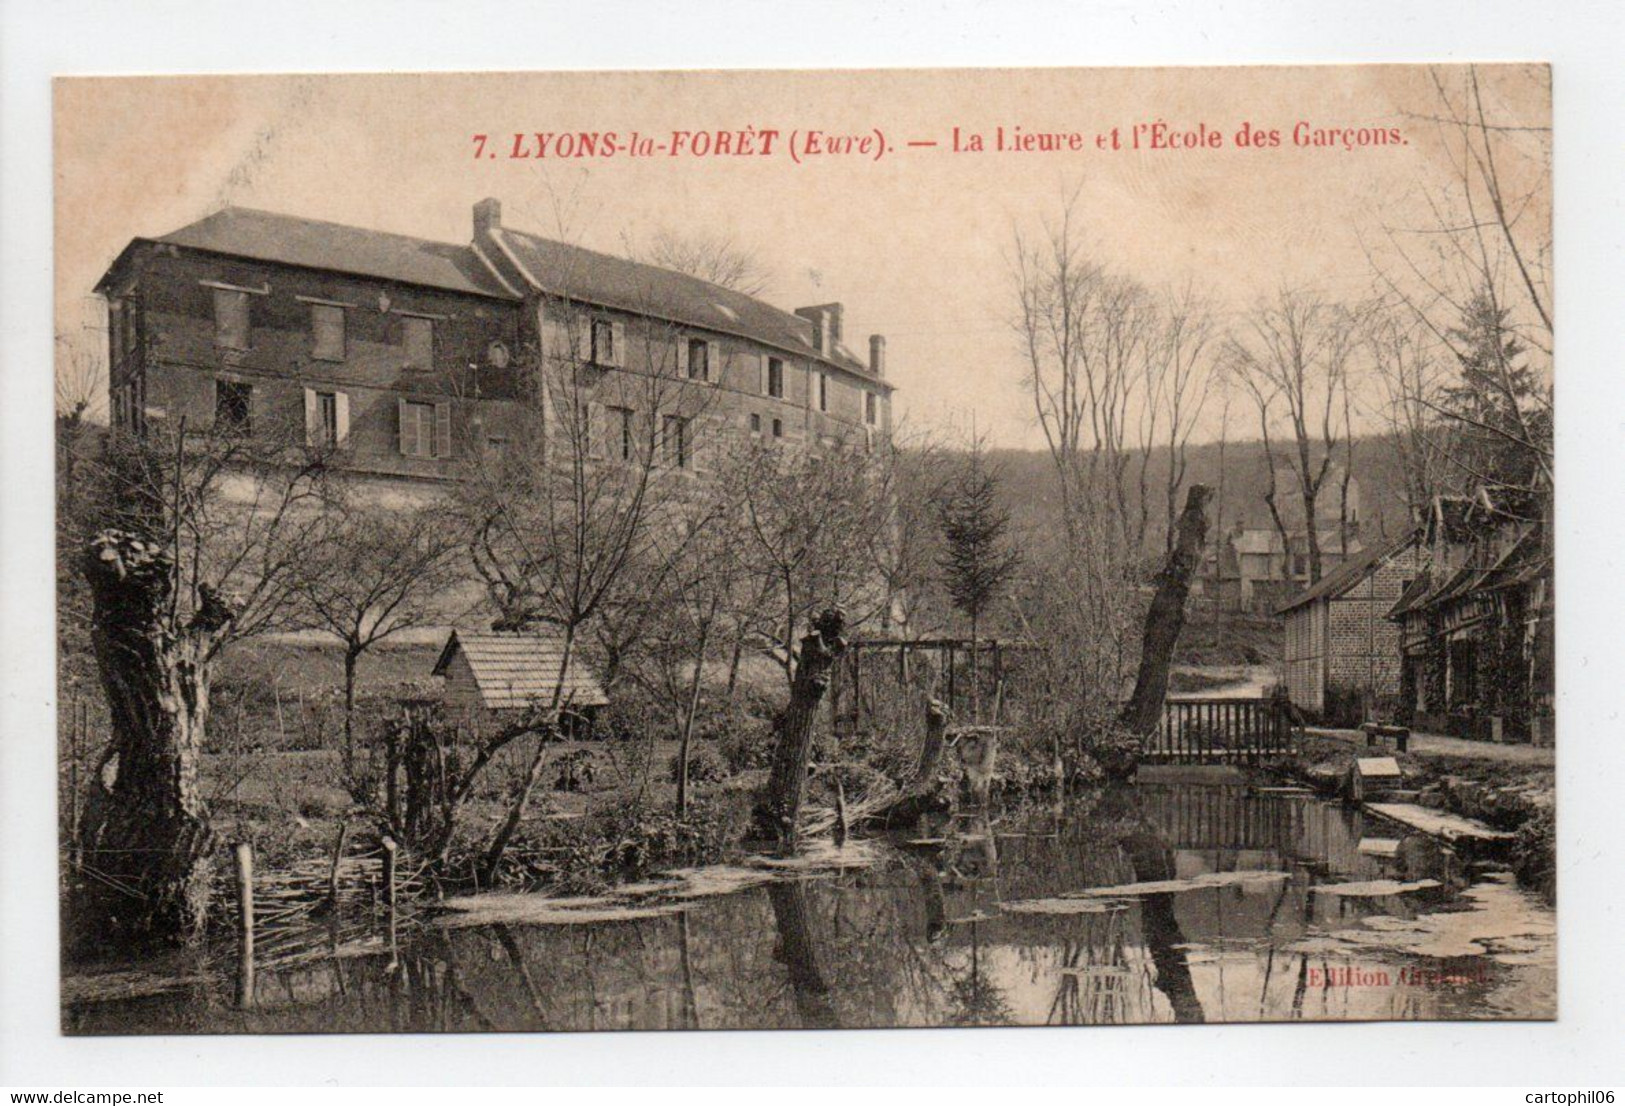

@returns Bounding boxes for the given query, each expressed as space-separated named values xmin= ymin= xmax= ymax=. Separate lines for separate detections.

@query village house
xmin=94 ymin=199 xmax=895 ymax=500
xmin=1389 ymin=488 xmax=1553 ymax=744
xmin=1204 ymin=524 xmax=1367 ymax=612
xmin=1277 ymin=532 xmax=1424 ymax=723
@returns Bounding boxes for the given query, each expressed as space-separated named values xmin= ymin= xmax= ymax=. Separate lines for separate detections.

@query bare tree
xmin=635 ymin=228 xmax=773 ymax=297
xmin=1225 ymin=288 xmax=1364 ymax=583
xmin=294 ymin=503 xmax=465 ymax=773
xmin=1374 ymin=64 xmax=1553 ymax=490
xmin=1150 ymin=286 xmax=1215 ymax=553
xmin=1013 ymin=194 xmax=1155 ymax=548
xmin=1364 ymin=310 xmax=1447 ymax=524
xmin=723 ymin=434 xmax=894 ymax=692
xmin=451 ymin=294 xmax=722 ymax=878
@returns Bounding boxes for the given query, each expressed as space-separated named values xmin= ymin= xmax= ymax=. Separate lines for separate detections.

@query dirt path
xmin=1306 ymin=726 xmax=1554 ymax=767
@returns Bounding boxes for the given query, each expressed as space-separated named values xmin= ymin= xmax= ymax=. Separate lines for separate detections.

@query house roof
xmin=98 ymin=206 xmax=891 ymax=388
xmin=103 ymin=207 xmax=518 ymax=299
xmin=432 ymin=628 xmax=609 ymax=711
xmin=1229 ymin=528 xmax=1361 ymax=557
xmin=1275 ymin=533 xmax=1418 ymax=615
xmin=495 ymin=228 xmax=883 ymax=382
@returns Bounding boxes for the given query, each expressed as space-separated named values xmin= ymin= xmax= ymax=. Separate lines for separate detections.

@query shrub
xmin=668 ymin=744 xmax=729 ymax=786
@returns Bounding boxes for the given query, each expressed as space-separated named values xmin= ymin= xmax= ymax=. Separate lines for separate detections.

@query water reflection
xmin=63 ymin=784 xmax=1556 ymax=1034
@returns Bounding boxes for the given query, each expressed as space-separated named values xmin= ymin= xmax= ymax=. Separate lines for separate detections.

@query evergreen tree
xmin=937 ymin=446 xmax=1022 ymax=719
xmin=1442 ymin=293 xmax=1552 ymax=495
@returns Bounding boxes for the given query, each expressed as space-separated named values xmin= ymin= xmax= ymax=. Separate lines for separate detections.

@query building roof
xmin=99 ymin=206 xmax=890 ymax=387
xmin=1229 ymin=528 xmax=1361 ymax=557
xmin=432 ymin=627 xmax=609 ymax=711
xmin=494 ymin=228 xmax=880 ymax=380
xmin=1276 ymin=533 xmax=1418 ymax=615
xmin=117 ymin=207 xmax=518 ymax=299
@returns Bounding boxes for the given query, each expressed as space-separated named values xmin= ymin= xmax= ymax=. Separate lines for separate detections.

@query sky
xmin=55 ymin=65 xmax=1550 ymax=447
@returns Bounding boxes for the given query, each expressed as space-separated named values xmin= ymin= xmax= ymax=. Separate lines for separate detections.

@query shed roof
xmin=433 ymin=628 xmax=608 ymax=711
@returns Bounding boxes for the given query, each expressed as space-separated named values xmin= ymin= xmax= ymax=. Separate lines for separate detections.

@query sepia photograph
xmin=44 ymin=62 xmax=1560 ymax=1038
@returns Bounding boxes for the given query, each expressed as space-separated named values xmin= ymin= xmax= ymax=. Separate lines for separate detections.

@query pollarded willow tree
xmin=75 ymin=410 xmax=338 ymax=944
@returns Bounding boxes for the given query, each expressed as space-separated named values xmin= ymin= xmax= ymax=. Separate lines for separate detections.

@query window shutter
xmin=572 ymin=318 xmax=590 ymax=364
xmin=435 ymin=402 xmax=452 ymax=458
xmin=335 ymin=392 xmax=350 ymax=445
xmin=303 ymin=388 xmax=319 ymax=446
xmin=610 ymin=321 xmax=626 ymax=368
xmin=397 ymin=397 xmax=408 ymax=456
xmin=595 ymin=403 xmax=612 ymax=458
xmin=690 ymin=414 xmax=707 ymax=474
xmin=676 ymin=335 xmax=689 ymax=378
xmin=707 ymin=341 xmax=721 ymax=386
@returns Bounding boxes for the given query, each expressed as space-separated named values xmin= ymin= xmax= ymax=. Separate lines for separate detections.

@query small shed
xmin=432 ymin=628 xmax=609 ymax=715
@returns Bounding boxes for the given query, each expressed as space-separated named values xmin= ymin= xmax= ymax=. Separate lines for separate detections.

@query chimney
xmin=474 ymin=197 xmax=502 ymax=238
xmin=795 ymin=302 xmax=844 ymax=354
xmin=869 ymin=334 xmax=886 ymax=378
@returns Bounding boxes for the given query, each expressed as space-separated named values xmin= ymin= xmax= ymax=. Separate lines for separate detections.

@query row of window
xmin=210 ymin=285 xmax=438 ymax=367
xmin=203 ymin=287 xmax=883 ymax=425
xmin=587 ymin=317 xmax=878 ymax=426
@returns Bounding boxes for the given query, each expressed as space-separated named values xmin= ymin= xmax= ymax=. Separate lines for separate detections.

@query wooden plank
xmin=1364 ymin=802 xmax=1515 ymax=843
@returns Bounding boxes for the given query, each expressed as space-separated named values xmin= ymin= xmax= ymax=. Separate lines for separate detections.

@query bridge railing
xmin=1145 ymin=697 xmax=1295 ymax=764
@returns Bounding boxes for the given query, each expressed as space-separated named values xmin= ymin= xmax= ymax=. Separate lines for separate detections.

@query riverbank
xmin=1280 ymin=728 xmax=1555 ymax=901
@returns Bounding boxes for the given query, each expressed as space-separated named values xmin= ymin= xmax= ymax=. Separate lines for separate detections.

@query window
xmin=771 ymin=417 xmax=783 ymax=439
xmin=865 ymin=391 xmax=878 ymax=426
xmin=215 ymin=378 xmax=252 ymax=433
xmin=686 ymin=338 xmax=710 ymax=382
xmin=591 ymin=319 xmax=615 ymax=365
xmin=317 ymin=392 xmax=338 ymax=445
xmin=402 ymin=315 xmax=434 ymax=368
xmin=306 ymin=388 xmax=349 ymax=447
xmin=487 ymin=436 xmax=509 ymax=460
xmin=213 ymin=289 xmax=250 ymax=351
xmin=400 ymin=400 xmax=436 ymax=458
xmin=609 ymin=406 xmax=635 ymax=461
xmin=749 ymin=413 xmax=762 ymax=434
xmin=816 ymin=371 xmax=828 ymax=412
xmin=767 ymin=357 xmax=784 ymax=398
xmin=311 ymin=304 xmax=346 ymax=361
xmin=662 ymin=414 xmax=690 ymax=469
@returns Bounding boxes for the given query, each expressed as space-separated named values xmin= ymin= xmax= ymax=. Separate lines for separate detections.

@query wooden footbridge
xmin=1142 ymin=696 xmax=1298 ymax=765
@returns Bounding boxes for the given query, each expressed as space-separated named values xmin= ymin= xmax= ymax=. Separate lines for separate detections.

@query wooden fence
xmin=1143 ymin=696 xmax=1295 ymax=764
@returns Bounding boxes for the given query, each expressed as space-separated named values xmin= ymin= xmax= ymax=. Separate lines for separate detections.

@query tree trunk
xmin=1118 ymin=485 xmax=1211 ymax=737
xmin=342 ymin=647 xmax=359 ymax=775
xmin=753 ymin=607 xmax=847 ymax=851
xmin=478 ymin=725 xmax=555 ymax=886
xmin=75 ymin=531 xmax=235 ymax=947
xmin=766 ymin=881 xmax=836 ymax=1028
xmin=863 ymin=698 xmax=953 ymax=829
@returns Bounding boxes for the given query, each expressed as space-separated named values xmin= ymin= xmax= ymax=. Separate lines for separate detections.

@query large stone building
xmin=95 ymin=199 xmax=895 ymax=496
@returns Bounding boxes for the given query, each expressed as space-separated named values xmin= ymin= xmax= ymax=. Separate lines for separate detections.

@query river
xmin=62 ymin=782 xmax=1554 ymax=1033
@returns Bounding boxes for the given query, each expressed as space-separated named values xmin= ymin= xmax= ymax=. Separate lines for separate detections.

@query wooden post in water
xmin=233 ymin=841 xmax=256 ymax=1009
xmin=381 ymin=835 xmax=400 ymax=972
